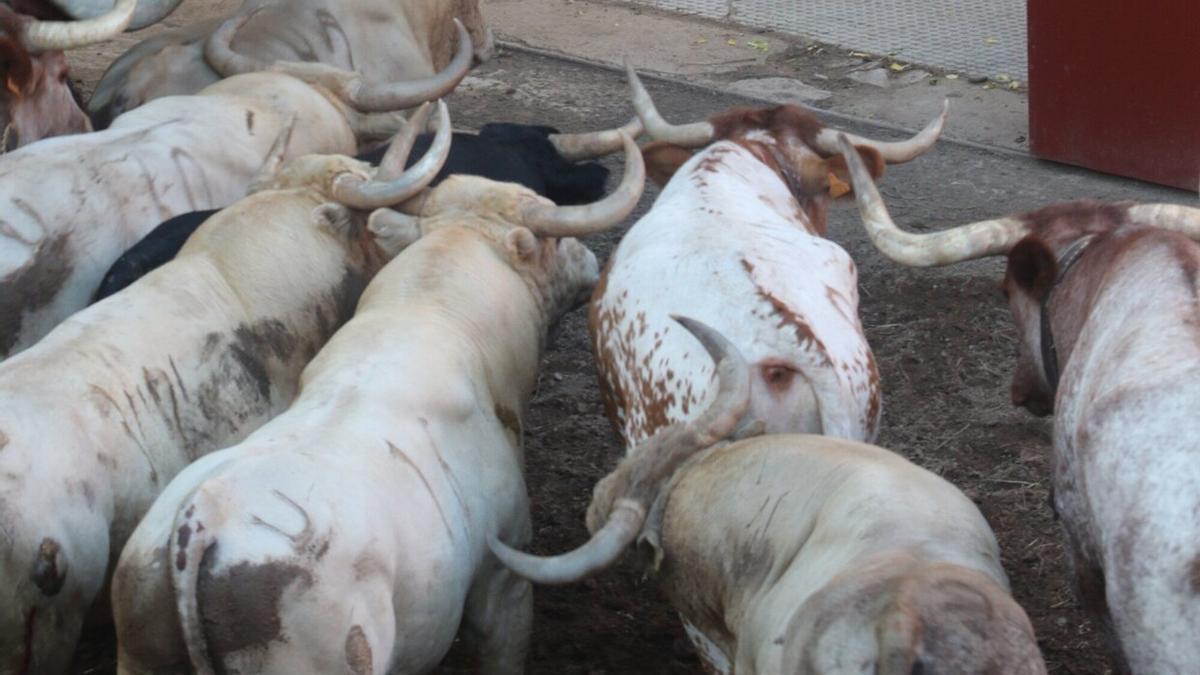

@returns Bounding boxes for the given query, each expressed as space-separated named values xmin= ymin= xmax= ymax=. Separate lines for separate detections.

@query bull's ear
xmin=642 ymin=141 xmax=695 ymax=188
xmin=1006 ymin=236 xmax=1057 ymax=301
xmin=822 ymin=144 xmax=884 ymax=199
xmin=506 ymin=226 xmax=539 ymax=263
xmin=0 ymin=38 xmax=33 ymax=97
xmin=367 ymin=208 xmax=421 ymax=258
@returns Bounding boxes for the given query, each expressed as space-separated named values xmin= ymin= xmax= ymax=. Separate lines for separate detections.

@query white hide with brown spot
xmin=1018 ymin=228 xmax=1200 ymax=674
xmin=594 ymin=141 xmax=878 ymax=446
xmin=0 ymin=70 xmax=394 ymax=359
xmin=654 ymin=435 xmax=1045 ymax=675
xmin=0 ymin=157 xmax=400 ymax=675
xmin=112 ymin=182 xmax=606 ymax=675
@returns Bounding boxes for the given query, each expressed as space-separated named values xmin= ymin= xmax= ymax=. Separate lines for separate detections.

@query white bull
xmin=0 ymin=23 xmax=471 ymax=358
xmin=0 ymin=109 xmax=451 ymax=675
xmin=493 ymin=322 xmax=1046 ymax=674
xmin=837 ymin=137 xmax=1200 ymax=675
xmin=651 ymin=434 xmax=1046 ymax=675
xmin=86 ymin=0 xmax=493 ymax=128
xmin=111 ymin=134 xmax=646 ymax=675
xmin=590 ymin=65 xmax=948 ymax=449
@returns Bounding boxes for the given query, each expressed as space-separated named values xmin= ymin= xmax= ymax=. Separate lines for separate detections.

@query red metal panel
xmin=1028 ymin=1 xmax=1200 ymax=190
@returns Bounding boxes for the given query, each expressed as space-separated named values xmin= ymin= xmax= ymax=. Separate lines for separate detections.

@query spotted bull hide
xmin=592 ymin=68 xmax=947 ymax=447
xmin=112 ymin=187 xmax=609 ymax=675
xmin=0 ymin=70 xmax=401 ymax=359
xmin=647 ymin=435 xmax=1046 ymax=675
xmin=593 ymin=138 xmax=882 ymax=446
xmin=837 ymin=139 xmax=1200 ymax=674
xmin=88 ymin=0 xmax=493 ymax=128
xmin=0 ymin=152 xmax=405 ymax=673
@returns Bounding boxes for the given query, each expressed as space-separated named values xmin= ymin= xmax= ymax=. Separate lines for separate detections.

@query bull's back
xmin=0 ymin=98 xmax=296 ymax=357
xmin=593 ymin=190 xmax=871 ymax=445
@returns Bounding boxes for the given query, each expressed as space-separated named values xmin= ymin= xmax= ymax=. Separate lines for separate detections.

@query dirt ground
xmin=63 ymin=17 xmax=1188 ymax=675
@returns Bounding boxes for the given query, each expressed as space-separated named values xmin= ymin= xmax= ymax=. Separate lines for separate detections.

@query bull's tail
xmin=169 ymin=487 xmax=219 ymax=675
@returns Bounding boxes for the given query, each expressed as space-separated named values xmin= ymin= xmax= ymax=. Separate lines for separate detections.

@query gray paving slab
xmin=626 ymin=0 xmax=1028 ymax=80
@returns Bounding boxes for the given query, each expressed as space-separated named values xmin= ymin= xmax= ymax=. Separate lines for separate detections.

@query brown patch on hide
xmin=1188 ymin=556 xmax=1200 ymax=595
xmin=1019 ymin=200 xmax=1134 ymax=239
xmin=865 ymin=356 xmax=882 ymax=434
xmin=0 ymin=233 xmax=72 ymax=356
xmin=112 ymin=544 xmax=188 ymax=671
xmin=193 ymin=318 xmax=299 ymax=442
xmin=175 ymin=522 xmax=192 ymax=571
xmin=196 ymin=548 xmax=314 ymax=662
xmin=741 ymin=259 xmax=832 ymax=366
xmin=31 ymin=537 xmax=66 ymax=596
xmin=641 ymin=141 xmax=695 ymax=188
xmin=344 ymin=625 xmax=373 ymax=675
xmin=245 ymin=110 xmax=254 ymax=133
xmin=494 ymin=403 xmax=522 ymax=440
xmin=0 ymin=428 xmax=7 ymax=451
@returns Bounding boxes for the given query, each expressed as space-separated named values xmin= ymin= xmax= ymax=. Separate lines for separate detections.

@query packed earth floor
xmin=68 ymin=45 xmax=1187 ymax=675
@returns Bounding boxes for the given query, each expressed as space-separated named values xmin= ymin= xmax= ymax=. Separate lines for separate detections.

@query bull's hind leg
xmin=461 ymin=561 xmax=533 ymax=675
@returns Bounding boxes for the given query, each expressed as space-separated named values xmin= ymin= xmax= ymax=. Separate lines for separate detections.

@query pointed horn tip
xmin=834 ymin=132 xmax=854 ymax=154
xmin=670 ymin=315 xmax=738 ymax=365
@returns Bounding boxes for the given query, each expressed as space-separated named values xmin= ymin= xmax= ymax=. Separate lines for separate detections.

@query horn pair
xmin=10 ymin=0 xmax=137 ymax=51
xmin=206 ymin=15 xmax=474 ymax=113
xmin=489 ymin=316 xmax=751 ymax=584
xmin=624 ymin=58 xmax=949 ymax=163
xmin=834 ymin=134 xmax=1200 ymax=266
xmin=336 ymin=101 xmax=645 ymax=237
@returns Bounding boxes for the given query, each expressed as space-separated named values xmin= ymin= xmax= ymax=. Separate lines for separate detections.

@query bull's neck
xmin=389 ymin=228 xmax=546 ymax=408
xmin=681 ymin=141 xmax=822 ymax=235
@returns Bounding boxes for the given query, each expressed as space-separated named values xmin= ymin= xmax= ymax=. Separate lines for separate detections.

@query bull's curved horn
xmin=837 ymin=133 xmax=1028 ymax=266
xmin=203 ymin=10 xmax=266 ymax=77
xmin=50 ymin=0 xmax=181 ymax=32
xmin=349 ymin=19 xmax=472 ymax=111
xmin=548 ymin=117 xmax=644 ymax=161
xmin=488 ymin=315 xmax=751 ymax=585
xmin=1125 ymin=203 xmax=1200 ymax=239
xmin=22 ymin=0 xmax=134 ymax=50
xmin=374 ymin=101 xmax=434 ymax=180
xmin=815 ymin=100 xmax=949 ymax=164
xmin=331 ymin=100 xmax=451 ymax=209
xmin=271 ymin=19 xmax=471 ymax=113
xmin=626 ymin=60 xmax=714 ymax=148
xmin=521 ymin=130 xmax=644 ymax=237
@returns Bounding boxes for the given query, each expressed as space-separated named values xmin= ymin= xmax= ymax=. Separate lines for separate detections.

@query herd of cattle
xmin=0 ymin=1 xmax=1196 ymax=674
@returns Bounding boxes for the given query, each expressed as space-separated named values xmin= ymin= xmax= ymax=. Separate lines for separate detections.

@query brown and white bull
xmin=493 ymin=320 xmax=1045 ymax=673
xmin=0 ymin=0 xmax=138 ymax=148
xmin=837 ymin=135 xmax=1200 ymax=674
xmin=590 ymin=64 xmax=947 ymax=449
xmin=0 ymin=109 xmax=452 ymax=674
xmin=87 ymin=0 xmax=493 ymax=129
xmin=110 ymin=134 xmax=645 ymax=675
xmin=0 ymin=23 xmax=471 ymax=359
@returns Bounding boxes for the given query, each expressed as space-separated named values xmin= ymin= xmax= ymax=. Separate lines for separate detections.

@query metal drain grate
xmin=629 ymin=0 xmax=1028 ymax=80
